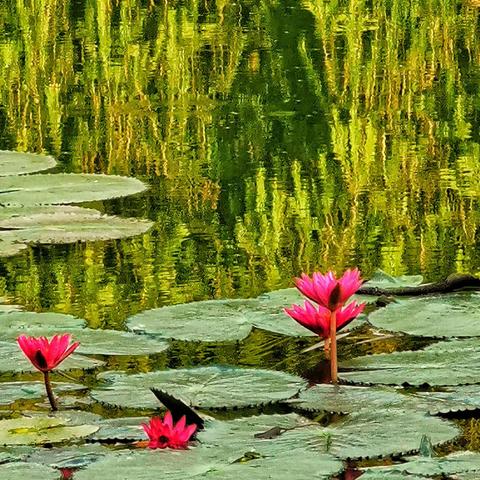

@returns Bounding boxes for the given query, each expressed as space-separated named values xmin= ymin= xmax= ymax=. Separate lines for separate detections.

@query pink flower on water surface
xmin=294 ymin=268 xmax=363 ymax=310
xmin=142 ymin=412 xmax=197 ymax=449
xmin=285 ymin=300 xmax=365 ymax=338
xmin=17 ymin=334 xmax=80 ymax=372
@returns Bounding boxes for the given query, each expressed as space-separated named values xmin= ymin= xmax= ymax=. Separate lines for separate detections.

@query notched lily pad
xmin=0 ymin=151 xmax=56 ymax=176
xmin=340 ymin=339 xmax=480 ymax=386
xmin=91 ymin=366 xmax=307 ymax=410
xmin=368 ymin=293 xmax=480 ymax=337
xmin=0 ymin=415 xmax=98 ymax=445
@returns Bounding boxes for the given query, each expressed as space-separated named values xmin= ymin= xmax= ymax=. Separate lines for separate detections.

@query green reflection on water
xmin=0 ymin=0 xmax=479 ymax=331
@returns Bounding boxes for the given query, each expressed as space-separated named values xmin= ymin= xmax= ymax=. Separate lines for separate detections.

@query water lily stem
xmin=43 ymin=371 xmax=58 ymax=411
xmin=330 ymin=310 xmax=337 ymax=384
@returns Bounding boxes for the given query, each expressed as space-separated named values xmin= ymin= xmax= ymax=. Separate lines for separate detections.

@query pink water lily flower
xmin=142 ymin=411 xmax=197 ymax=449
xmin=17 ymin=334 xmax=79 ymax=372
xmin=295 ymin=268 xmax=363 ymax=310
xmin=285 ymin=300 xmax=365 ymax=338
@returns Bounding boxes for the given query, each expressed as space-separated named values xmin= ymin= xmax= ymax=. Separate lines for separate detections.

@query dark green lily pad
xmin=0 ymin=381 xmax=85 ymax=406
xmin=201 ymin=411 xmax=457 ymax=461
xmin=0 ymin=173 xmax=147 ymax=206
xmin=0 ymin=151 xmax=56 ymax=176
xmin=0 ymin=415 xmax=98 ymax=445
xmin=362 ymin=451 xmax=480 ymax=477
xmin=289 ymin=384 xmax=419 ymax=414
xmin=89 ymin=417 xmax=148 ymax=441
xmin=91 ymin=366 xmax=307 ymax=409
xmin=368 ymin=293 xmax=480 ymax=337
xmin=340 ymin=339 xmax=480 ymax=386
xmin=126 ymin=299 xmax=257 ymax=342
xmin=0 ymin=341 xmax=104 ymax=373
xmin=0 ymin=462 xmax=59 ymax=480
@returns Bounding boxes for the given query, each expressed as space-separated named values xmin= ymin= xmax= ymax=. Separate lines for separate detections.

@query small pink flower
xmin=17 ymin=334 xmax=79 ymax=372
xmin=285 ymin=300 xmax=365 ymax=338
xmin=294 ymin=269 xmax=363 ymax=310
xmin=142 ymin=412 xmax=197 ymax=449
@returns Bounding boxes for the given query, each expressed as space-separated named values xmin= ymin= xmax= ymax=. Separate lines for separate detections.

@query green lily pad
xmin=201 ymin=411 xmax=457 ymax=461
xmin=0 ymin=341 xmax=104 ymax=373
xmin=0 ymin=206 xmax=153 ymax=257
xmin=289 ymin=384 xmax=420 ymax=414
xmin=0 ymin=415 xmax=98 ymax=445
xmin=89 ymin=417 xmax=149 ymax=441
xmin=126 ymin=299 xmax=257 ymax=342
xmin=362 ymin=451 xmax=480 ymax=477
xmin=368 ymin=293 xmax=480 ymax=337
xmin=0 ymin=151 xmax=56 ymax=176
xmin=0 ymin=173 xmax=147 ymax=206
xmin=340 ymin=339 xmax=480 ymax=386
xmin=0 ymin=462 xmax=59 ymax=480
xmin=91 ymin=366 xmax=307 ymax=409
xmin=0 ymin=381 xmax=85 ymax=406
xmin=0 ymin=310 xmax=86 ymax=331
xmin=362 ymin=270 xmax=424 ymax=290
xmin=411 ymin=385 xmax=480 ymax=414
xmin=358 ymin=472 xmax=424 ymax=479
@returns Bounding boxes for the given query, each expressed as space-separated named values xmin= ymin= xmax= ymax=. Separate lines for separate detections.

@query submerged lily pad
xmin=0 ymin=381 xmax=84 ymax=406
xmin=0 ymin=151 xmax=56 ymax=176
xmin=340 ymin=339 xmax=480 ymax=386
xmin=91 ymin=366 xmax=307 ymax=409
xmin=362 ymin=451 xmax=480 ymax=477
xmin=0 ymin=341 xmax=104 ymax=373
xmin=0 ymin=462 xmax=59 ymax=480
xmin=0 ymin=173 xmax=147 ymax=206
xmin=0 ymin=415 xmax=98 ymax=445
xmin=368 ymin=293 xmax=480 ymax=337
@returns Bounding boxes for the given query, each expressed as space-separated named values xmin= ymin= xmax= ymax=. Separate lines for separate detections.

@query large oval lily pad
xmin=340 ymin=339 xmax=480 ymax=386
xmin=0 ymin=151 xmax=56 ymax=176
xmin=0 ymin=310 xmax=86 ymax=331
xmin=368 ymin=293 xmax=480 ymax=337
xmin=0 ymin=341 xmax=104 ymax=373
xmin=361 ymin=451 xmax=480 ymax=477
xmin=0 ymin=173 xmax=147 ymax=206
xmin=0 ymin=381 xmax=85 ymax=406
xmin=0 ymin=462 xmax=59 ymax=480
xmin=0 ymin=415 xmax=98 ymax=445
xmin=91 ymin=366 xmax=307 ymax=409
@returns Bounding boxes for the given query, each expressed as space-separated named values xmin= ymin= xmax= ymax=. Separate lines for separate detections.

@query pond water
xmin=0 ymin=0 xmax=480 ymax=475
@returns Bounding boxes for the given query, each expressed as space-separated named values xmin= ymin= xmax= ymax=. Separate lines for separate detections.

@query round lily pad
xmin=289 ymin=384 xmax=420 ymax=414
xmin=0 ymin=173 xmax=147 ymax=206
xmin=340 ymin=339 xmax=480 ymax=386
xmin=411 ymin=385 xmax=480 ymax=414
xmin=126 ymin=299 xmax=257 ymax=342
xmin=362 ymin=270 xmax=424 ymax=291
xmin=0 ymin=310 xmax=86 ymax=331
xmin=0 ymin=381 xmax=85 ymax=406
xmin=89 ymin=417 xmax=149 ymax=442
xmin=368 ymin=293 xmax=480 ymax=337
xmin=362 ymin=451 xmax=480 ymax=477
xmin=0 ymin=462 xmax=59 ymax=480
xmin=0 ymin=341 xmax=104 ymax=373
xmin=0 ymin=415 xmax=98 ymax=445
xmin=91 ymin=366 xmax=307 ymax=409
xmin=0 ymin=151 xmax=56 ymax=176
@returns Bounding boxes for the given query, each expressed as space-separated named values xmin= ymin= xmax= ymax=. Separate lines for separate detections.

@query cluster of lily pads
xmin=0 ymin=270 xmax=480 ymax=479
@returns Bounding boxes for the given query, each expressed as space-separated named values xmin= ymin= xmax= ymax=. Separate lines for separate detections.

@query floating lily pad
xmin=340 ymin=339 xmax=480 ymax=386
xmin=289 ymin=384 xmax=420 ymax=414
xmin=0 ymin=381 xmax=85 ymax=406
xmin=0 ymin=462 xmax=59 ymax=480
xmin=0 ymin=151 xmax=56 ymax=176
xmin=0 ymin=415 xmax=98 ymax=445
xmin=91 ymin=366 xmax=307 ymax=409
xmin=89 ymin=417 xmax=148 ymax=442
xmin=0 ymin=310 xmax=86 ymax=331
xmin=362 ymin=270 xmax=424 ymax=290
xmin=201 ymin=411 xmax=457 ymax=461
xmin=358 ymin=472 xmax=424 ymax=479
xmin=0 ymin=341 xmax=104 ymax=373
xmin=368 ymin=293 xmax=480 ymax=337
xmin=0 ymin=173 xmax=147 ymax=206
xmin=126 ymin=299 xmax=257 ymax=342
xmin=362 ymin=451 xmax=480 ymax=477
xmin=411 ymin=385 xmax=480 ymax=414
